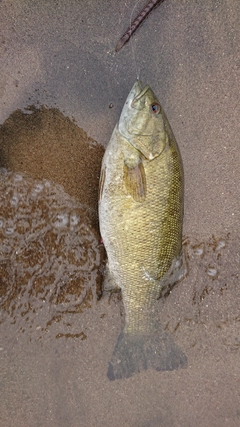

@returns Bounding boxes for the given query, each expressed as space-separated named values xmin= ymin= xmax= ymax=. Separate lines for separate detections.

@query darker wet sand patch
xmin=0 ymin=106 xmax=105 ymax=221
xmin=0 ymin=107 xmax=106 ymax=338
xmin=0 ymin=170 xmax=105 ymax=338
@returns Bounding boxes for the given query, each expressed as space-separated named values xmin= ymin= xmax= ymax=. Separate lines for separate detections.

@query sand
xmin=0 ymin=1 xmax=240 ymax=426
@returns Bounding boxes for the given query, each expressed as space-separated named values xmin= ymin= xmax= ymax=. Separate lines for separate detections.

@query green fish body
xmin=99 ymin=81 xmax=187 ymax=380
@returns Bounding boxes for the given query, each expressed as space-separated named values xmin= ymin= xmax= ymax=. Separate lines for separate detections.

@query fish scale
xmin=99 ymin=81 xmax=187 ymax=380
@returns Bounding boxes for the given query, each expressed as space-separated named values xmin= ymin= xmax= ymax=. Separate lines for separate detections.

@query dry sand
xmin=0 ymin=1 xmax=240 ymax=426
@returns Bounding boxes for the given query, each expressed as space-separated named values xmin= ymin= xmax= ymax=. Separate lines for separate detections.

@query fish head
xmin=118 ymin=81 xmax=167 ymax=160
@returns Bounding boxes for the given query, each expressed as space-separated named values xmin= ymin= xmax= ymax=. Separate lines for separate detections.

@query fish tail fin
xmin=107 ymin=328 xmax=187 ymax=381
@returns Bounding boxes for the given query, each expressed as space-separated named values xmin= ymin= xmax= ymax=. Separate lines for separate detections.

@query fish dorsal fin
xmin=123 ymin=160 xmax=146 ymax=202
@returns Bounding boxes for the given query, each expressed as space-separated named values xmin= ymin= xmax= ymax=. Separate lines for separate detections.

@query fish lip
xmin=131 ymin=81 xmax=150 ymax=107
xmin=134 ymin=85 xmax=150 ymax=102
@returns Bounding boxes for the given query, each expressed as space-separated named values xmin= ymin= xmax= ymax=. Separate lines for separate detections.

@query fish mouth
xmin=131 ymin=81 xmax=151 ymax=110
xmin=135 ymin=82 xmax=150 ymax=100
xmin=131 ymin=81 xmax=150 ymax=105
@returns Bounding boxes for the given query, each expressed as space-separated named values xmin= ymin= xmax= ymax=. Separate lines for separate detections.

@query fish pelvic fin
xmin=98 ymin=165 xmax=106 ymax=203
xmin=107 ymin=328 xmax=187 ymax=381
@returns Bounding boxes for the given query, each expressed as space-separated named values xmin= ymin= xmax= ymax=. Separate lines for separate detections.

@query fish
xmin=115 ymin=0 xmax=165 ymax=52
xmin=98 ymin=81 xmax=187 ymax=380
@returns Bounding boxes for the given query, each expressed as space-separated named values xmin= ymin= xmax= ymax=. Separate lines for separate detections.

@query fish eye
xmin=151 ymin=103 xmax=160 ymax=114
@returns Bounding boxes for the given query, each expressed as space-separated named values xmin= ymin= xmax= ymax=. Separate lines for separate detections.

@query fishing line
xmin=129 ymin=0 xmax=143 ymax=81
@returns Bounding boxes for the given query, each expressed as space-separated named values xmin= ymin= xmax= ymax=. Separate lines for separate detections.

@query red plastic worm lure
xmin=115 ymin=0 xmax=165 ymax=52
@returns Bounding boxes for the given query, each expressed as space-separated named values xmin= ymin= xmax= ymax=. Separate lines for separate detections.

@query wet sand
xmin=0 ymin=1 xmax=240 ymax=426
xmin=0 ymin=107 xmax=104 ymax=223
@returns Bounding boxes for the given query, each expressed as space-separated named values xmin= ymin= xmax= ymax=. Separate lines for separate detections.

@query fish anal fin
xmin=103 ymin=263 xmax=121 ymax=292
xmin=123 ymin=161 xmax=146 ymax=202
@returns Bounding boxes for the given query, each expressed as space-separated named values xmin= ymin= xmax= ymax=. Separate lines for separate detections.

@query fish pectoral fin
xmin=123 ymin=161 xmax=146 ymax=202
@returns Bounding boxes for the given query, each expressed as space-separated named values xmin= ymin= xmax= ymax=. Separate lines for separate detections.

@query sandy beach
xmin=0 ymin=1 xmax=239 ymax=426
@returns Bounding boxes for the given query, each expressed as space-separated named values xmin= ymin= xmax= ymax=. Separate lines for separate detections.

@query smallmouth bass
xmin=99 ymin=81 xmax=187 ymax=380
